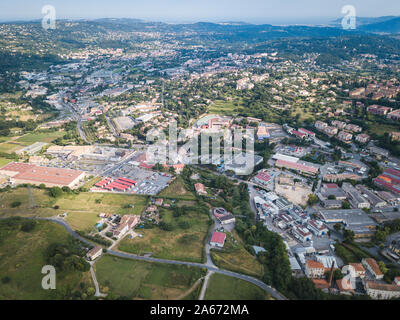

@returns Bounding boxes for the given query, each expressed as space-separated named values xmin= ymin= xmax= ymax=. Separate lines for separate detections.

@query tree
xmin=49 ymin=187 xmax=63 ymax=198
xmin=334 ymin=223 xmax=342 ymax=232
xmin=307 ymin=194 xmax=319 ymax=206
xmin=343 ymin=229 xmax=355 ymax=242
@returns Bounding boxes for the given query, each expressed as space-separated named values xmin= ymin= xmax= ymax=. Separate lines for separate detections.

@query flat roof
xmin=0 ymin=162 xmax=84 ymax=186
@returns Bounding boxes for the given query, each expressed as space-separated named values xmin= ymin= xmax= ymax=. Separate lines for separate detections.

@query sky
xmin=0 ymin=0 xmax=399 ymax=24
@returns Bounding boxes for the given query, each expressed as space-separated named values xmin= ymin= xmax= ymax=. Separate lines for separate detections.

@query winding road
xmin=20 ymin=217 xmax=286 ymax=300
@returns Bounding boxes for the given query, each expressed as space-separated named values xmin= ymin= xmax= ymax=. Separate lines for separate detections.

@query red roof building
xmin=210 ymin=232 xmax=226 ymax=247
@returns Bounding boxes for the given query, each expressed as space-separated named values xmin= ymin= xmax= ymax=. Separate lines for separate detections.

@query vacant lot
xmin=204 ymin=273 xmax=267 ymax=300
xmin=0 ymin=219 xmax=92 ymax=300
xmin=275 ymin=183 xmax=312 ymax=207
xmin=0 ymin=188 xmax=148 ymax=231
xmin=158 ymin=177 xmax=196 ymax=201
xmin=118 ymin=207 xmax=210 ymax=263
xmin=95 ymin=255 xmax=204 ymax=299
xmin=210 ymin=231 xmax=264 ymax=278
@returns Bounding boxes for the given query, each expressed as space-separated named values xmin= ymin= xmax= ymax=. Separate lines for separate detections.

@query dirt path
xmin=175 ymin=277 xmax=203 ymax=300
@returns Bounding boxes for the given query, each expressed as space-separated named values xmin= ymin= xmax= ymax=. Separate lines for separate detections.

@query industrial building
xmin=0 ymin=162 xmax=85 ymax=189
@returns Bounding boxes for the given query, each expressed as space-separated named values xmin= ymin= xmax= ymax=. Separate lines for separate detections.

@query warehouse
xmin=0 ymin=162 xmax=85 ymax=189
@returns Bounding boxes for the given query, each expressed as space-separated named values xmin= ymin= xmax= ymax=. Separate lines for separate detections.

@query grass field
xmin=15 ymin=130 xmax=65 ymax=146
xmin=0 ymin=157 xmax=12 ymax=167
xmin=204 ymin=273 xmax=267 ymax=300
xmin=158 ymin=176 xmax=196 ymax=200
xmin=95 ymin=255 xmax=204 ymax=299
xmin=0 ymin=188 xmax=148 ymax=231
xmin=0 ymin=219 xmax=92 ymax=300
xmin=0 ymin=130 xmax=64 ymax=155
xmin=208 ymin=100 xmax=240 ymax=115
xmin=210 ymin=231 xmax=264 ymax=278
xmin=118 ymin=207 xmax=210 ymax=263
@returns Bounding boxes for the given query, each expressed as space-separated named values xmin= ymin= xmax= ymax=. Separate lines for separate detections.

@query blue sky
xmin=1 ymin=0 xmax=399 ymax=24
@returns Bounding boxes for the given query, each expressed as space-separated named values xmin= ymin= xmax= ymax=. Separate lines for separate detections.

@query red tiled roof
xmin=210 ymin=232 xmax=226 ymax=245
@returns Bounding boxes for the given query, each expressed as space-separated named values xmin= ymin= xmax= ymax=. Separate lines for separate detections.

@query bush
xmin=1 ymin=276 xmax=11 ymax=284
xmin=21 ymin=220 xmax=36 ymax=232
xmin=11 ymin=201 xmax=22 ymax=208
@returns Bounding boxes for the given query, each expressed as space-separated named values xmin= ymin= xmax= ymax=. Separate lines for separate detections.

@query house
xmin=390 ymin=132 xmax=400 ymax=142
xmin=113 ymin=215 xmax=140 ymax=239
xmin=194 ymin=183 xmax=207 ymax=196
xmin=298 ymin=128 xmax=315 ymax=138
xmin=362 ymin=258 xmax=383 ymax=280
xmin=345 ymin=124 xmax=362 ymax=133
xmin=87 ymin=246 xmax=103 ymax=261
xmin=367 ymin=105 xmax=392 ymax=116
xmin=315 ymin=121 xmax=328 ymax=131
xmin=210 ymin=232 xmax=226 ymax=248
xmin=395 ymin=277 xmax=400 ymax=286
xmin=338 ymin=131 xmax=353 ymax=143
xmin=305 ymin=260 xmax=325 ymax=278
xmin=155 ymin=198 xmax=164 ymax=206
xmin=356 ymin=134 xmax=370 ymax=144
xmin=349 ymin=263 xmax=366 ymax=278
xmin=365 ymin=281 xmax=400 ymax=300
xmin=313 ymin=279 xmax=330 ymax=290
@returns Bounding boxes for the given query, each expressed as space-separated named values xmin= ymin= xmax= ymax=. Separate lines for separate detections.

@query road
xmin=20 ymin=217 xmax=286 ymax=300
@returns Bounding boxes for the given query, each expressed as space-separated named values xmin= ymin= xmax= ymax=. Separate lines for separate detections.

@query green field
xmin=0 ymin=157 xmax=12 ymax=167
xmin=0 ymin=219 xmax=93 ymax=300
xmin=95 ymin=255 xmax=204 ymax=299
xmin=158 ymin=176 xmax=196 ymax=200
xmin=0 ymin=188 xmax=148 ymax=231
xmin=15 ymin=130 xmax=65 ymax=146
xmin=204 ymin=273 xmax=267 ymax=300
xmin=210 ymin=232 xmax=264 ymax=278
xmin=208 ymin=100 xmax=240 ymax=115
xmin=118 ymin=206 xmax=210 ymax=263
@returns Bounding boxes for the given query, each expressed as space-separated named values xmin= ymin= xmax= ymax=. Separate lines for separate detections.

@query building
xmin=338 ymin=131 xmax=353 ymax=143
xmin=323 ymin=173 xmax=362 ymax=183
xmin=377 ymin=191 xmax=398 ymax=206
xmin=308 ymin=219 xmax=328 ymax=236
xmin=320 ymin=183 xmax=347 ymax=200
xmin=257 ymin=126 xmax=270 ymax=140
xmin=319 ymin=209 xmax=377 ymax=238
xmin=331 ymin=120 xmax=347 ymax=129
xmin=298 ymin=128 xmax=315 ymax=138
xmin=0 ymin=162 xmax=85 ymax=189
xmin=86 ymin=246 xmax=103 ymax=261
xmin=365 ymin=281 xmax=400 ymax=300
xmin=356 ymin=134 xmax=370 ymax=144
xmin=342 ymin=182 xmax=370 ymax=209
xmin=210 ymin=232 xmax=226 ymax=248
xmin=390 ymin=132 xmax=400 ymax=142
xmin=349 ymin=263 xmax=366 ymax=279
xmin=292 ymin=225 xmax=312 ymax=243
xmin=345 ymin=124 xmax=362 ymax=133
xmin=387 ymin=109 xmax=400 ymax=121
xmin=113 ymin=215 xmax=140 ymax=239
xmin=362 ymin=258 xmax=384 ymax=280
xmin=305 ymin=260 xmax=325 ymax=278
xmin=218 ymin=214 xmax=236 ymax=225
xmin=356 ymin=185 xmax=387 ymax=208
xmin=253 ymin=171 xmax=271 ymax=185
xmin=374 ymin=168 xmax=400 ymax=195
xmin=322 ymin=199 xmax=342 ymax=209
xmin=315 ymin=121 xmax=328 ymax=131
xmin=194 ymin=183 xmax=207 ymax=196
xmin=275 ymin=159 xmax=319 ymax=176
xmin=367 ymin=105 xmax=392 ymax=116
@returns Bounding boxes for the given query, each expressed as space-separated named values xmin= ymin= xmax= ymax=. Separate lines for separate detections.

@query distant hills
xmin=360 ymin=17 xmax=400 ymax=34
